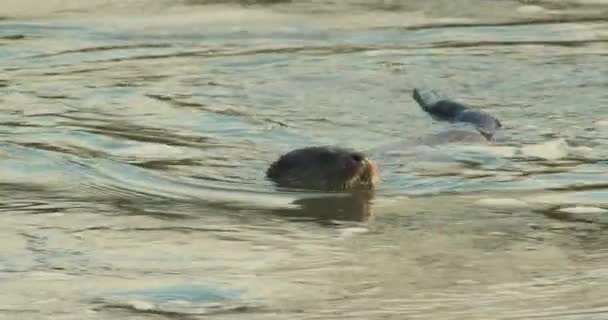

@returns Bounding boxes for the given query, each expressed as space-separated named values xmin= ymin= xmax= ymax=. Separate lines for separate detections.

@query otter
xmin=266 ymin=146 xmax=378 ymax=191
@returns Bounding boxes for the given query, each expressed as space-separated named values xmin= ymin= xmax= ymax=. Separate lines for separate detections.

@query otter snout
xmin=361 ymin=158 xmax=380 ymax=187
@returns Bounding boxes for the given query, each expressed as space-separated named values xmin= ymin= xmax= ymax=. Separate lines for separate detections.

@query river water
xmin=1 ymin=1 xmax=608 ymax=319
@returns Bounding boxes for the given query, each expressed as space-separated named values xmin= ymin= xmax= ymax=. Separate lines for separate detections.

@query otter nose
xmin=350 ymin=152 xmax=365 ymax=162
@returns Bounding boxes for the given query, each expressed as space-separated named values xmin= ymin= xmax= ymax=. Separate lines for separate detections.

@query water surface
xmin=1 ymin=1 xmax=608 ymax=319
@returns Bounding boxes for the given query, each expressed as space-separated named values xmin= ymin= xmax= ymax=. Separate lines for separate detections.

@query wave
xmin=2 ymin=0 xmax=607 ymax=23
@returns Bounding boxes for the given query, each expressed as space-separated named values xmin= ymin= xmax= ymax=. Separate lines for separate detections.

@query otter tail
xmin=412 ymin=88 xmax=467 ymax=122
xmin=412 ymin=88 xmax=443 ymax=112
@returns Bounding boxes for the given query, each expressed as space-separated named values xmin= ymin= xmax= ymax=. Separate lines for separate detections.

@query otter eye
xmin=350 ymin=152 xmax=364 ymax=162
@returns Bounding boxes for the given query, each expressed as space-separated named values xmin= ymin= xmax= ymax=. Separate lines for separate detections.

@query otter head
xmin=266 ymin=146 xmax=379 ymax=192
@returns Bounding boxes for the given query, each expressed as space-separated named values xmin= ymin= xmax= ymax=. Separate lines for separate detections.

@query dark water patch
xmin=0 ymin=121 xmax=43 ymax=128
xmin=428 ymin=39 xmax=608 ymax=49
xmin=0 ymin=200 xmax=47 ymax=212
xmin=17 ymin=142 xmax=109 ymax=159
xmin=0 ymin=22 xmax=89 ymax=33
xmin=30 ymin=43 xmax=173 ymax=59
xmin=528 ymin=0 xmax=608 ymax=10
xmin=146 ymin=94 xmax=248 ymax=115
xmin=547 ymin=183 xmax=608 ymax=192
xmin=0 ymin=200 xmax=89 ymax=215
xmin=3 ymin=90 xmax=76 ymax=102
xmin=61 ymin=121 xmax=216 ymax=148
xmin=0 ymin=34 xmax=27 ymax=40
xmin=504 ymin=307 xmax=608 ymax=320
xmin=146 ymin=93 xmax=210 ymax=109
xmin=131 ymin=158 xmax=202 ymax=171
xmin=219 ymin=45 xmax=373 ymax=57
xmin=517 ymin=168 xmax=576 ymax=177
xmin=263 ymin=118 xmax=289 ymax=127
xmin=96 ymin=45 xmax=375 ymax=64
xmin=71 ymin=226 xmax=240 ymax=234
xmin=94 ymin=303 xmax=257 ymax=319
xmin=0 ymin=309 xmax=38 ymax=314
xmin=113 ymin=74 xmax=170 ymax=87
xmin=105 ymin=199 xmax=204 ymax=220
xmin=186 ymin=0 xmax=291 ymax=5
xmin=0 ymin=182 xmax=69 ymax=196
xmin=389 ymin=15 xmax=608 ymax=31
xmin=34 ymin=93 xmax=73 ymax=99
xmin=99 ymin=49 xmax=214 ymax=63
xmin=41 ymin=67 xmax=112 ymax=76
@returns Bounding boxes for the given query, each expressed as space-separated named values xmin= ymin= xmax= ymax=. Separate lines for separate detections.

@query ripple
xmin=558 ymin=206 xmax=608 ymax=214
xmin=475 ymin=197 xmax=529 ymax=209
xmin=1 ymin=4 xmax=608 ymax=320
xmin=30 ymin=43 xmax=173 ymax=59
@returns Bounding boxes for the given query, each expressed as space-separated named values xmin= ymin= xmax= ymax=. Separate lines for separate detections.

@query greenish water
xmin=1 ymin=1 xmax=608 ymax=319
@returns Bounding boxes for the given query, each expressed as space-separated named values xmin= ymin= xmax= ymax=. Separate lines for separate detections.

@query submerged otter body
xmin=412 ymin=88 xmax=502 ymax=141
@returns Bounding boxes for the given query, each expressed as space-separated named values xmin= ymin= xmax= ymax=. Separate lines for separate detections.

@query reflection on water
xmin=1 ymin=0 xmax=608 ymax=319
